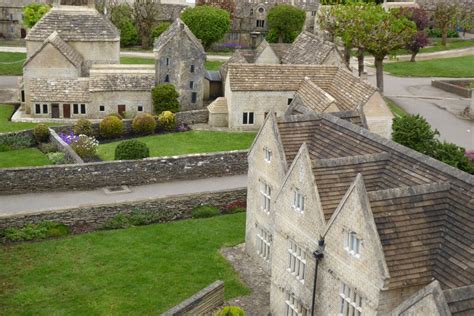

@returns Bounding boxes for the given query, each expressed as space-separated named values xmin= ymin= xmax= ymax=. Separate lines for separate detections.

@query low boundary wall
xmin=432 ymin=80 xmax=472 ymax=98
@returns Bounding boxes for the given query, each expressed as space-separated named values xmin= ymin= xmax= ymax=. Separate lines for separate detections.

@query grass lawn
xmin=420 ymin=38 xmax=474 ymax=54
xmin=98 ymin=131 xmax=256 ymax=161
xmin=0 ymin=105 xmax=59 ymax=133
xmin=0 ymin=213 xmax=250 ymax=314
xmin=0 ymin=52 xmax=25 ymax=76
xmin=0 ymin=148 xmax=50 ymax=168
xmin=384 ymin=97 xmax=407 ymax=118
xmin=204 ymin=60 xmax=225 ymax=71
xmin=383 ymin=55 xmax=474 ymax=78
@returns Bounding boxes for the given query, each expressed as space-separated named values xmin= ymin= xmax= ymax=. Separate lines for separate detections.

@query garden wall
xmin=432 ymin=80 xmax=472 ymax=98
xmin=0 ymin=189 xmax=246 ymax=230
xmin=0 ymin=150 xmax=248 ymax=194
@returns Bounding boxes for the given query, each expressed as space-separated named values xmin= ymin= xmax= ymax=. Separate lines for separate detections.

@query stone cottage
xmin=153 ymin=18 xmax=206 ymax=110
xmin=0 ymin=0 xmax=48 ymax=39
xmin=209 ymin=64 xmax=393 ymax=139
xmin=245 ymin=111 xmax=473 ymax=315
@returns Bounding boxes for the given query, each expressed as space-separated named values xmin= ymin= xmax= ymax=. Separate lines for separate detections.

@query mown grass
xmin=204 ymin=60 xmax=225 ymax=71
xmin=0 ymin=148 xmax=50 ymax=168
xmin=98 ymin=130 xmax=256 ymax=161
xmin=384 ymin=97 xmax=408 ymax=118
xmin=0 ymin=52 xmax=25 ymax=76
xmin=0 ymin=105 xmax=59 ymax=133
xmin=0 ymin=213 xmax=249 ymax=314
xmin=383 ymin=55 xmax=474 ymax=78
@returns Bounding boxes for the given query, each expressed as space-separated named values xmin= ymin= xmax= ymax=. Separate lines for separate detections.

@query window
xmin=256 ymin=226 xmax=271 ymax=261
xmin=293 ymin=189 xmax=304 ymax=212
xmin=99 ymin=105 xmax=105 ymax=112
xmin=21 ymin=90 xmax=25 ymax=102
xmin=339 ymin=283 xmax=363 ymax=316
xmin=258 ymin=7 xmax=265 ymax=13
xmin=243 ymin=112 xmax=254 ymax=125
xmin=190 ymin=64 xmax=195 ymax=73
xmin=165 ymin=74 xmax=170 ymax=83
xmin=189 ymin=81 xmax=194 ymax=89
xmin=344 ymin=231 xmax=361 ymax=257
xmin=288 ymin=98 xmax=293 ymax=105
xmin=285 ymin=292 xmax=308 ymax=316
xmin=73 ymin=104 xmax=79 ymax=114
xmin=288 ymin=241 xmax=306 ymax=282
xmin=42 ymin=104 xmax=48 ymax=114
xmin=80 ymin=104 xmax=86 ymax=114
xmin=256 ymin=19 xmax=265 ymax=28
xmin=264 ymin=147 xmax=272 ymax=163
xmin=137 ymin=105 xmax=143 ymax=112
xmin=260 ymin=181 xmax=271 ymax=213
xmin=191 ymin=92 xmax=197 ymax=103
xmin=311 ymin=11 xmax=316 ymax=16
xmin=35 ymin=104 xmax=41 ymax=114
xmin=250 ymin=8 xmax=254 ymax=15
xmin=166 ymin=57 xmax=169 ymax=66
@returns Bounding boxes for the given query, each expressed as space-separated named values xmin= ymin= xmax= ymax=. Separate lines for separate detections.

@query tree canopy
xmin=266 ymin=4 xmax=306 ymax=43
xmin=433 ymin=3 xmax=459 ymax=47
xmin=181 ymin=5 xmax=230 ymax=50
xmin=23 ymin=3 xmax=50 ymax=28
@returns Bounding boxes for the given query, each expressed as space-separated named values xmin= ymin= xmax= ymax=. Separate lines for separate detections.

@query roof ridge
xmin=313 ymin=152 xmax=390 ymax=168
xmin=367 ymin=181 xmax=451 ymax=201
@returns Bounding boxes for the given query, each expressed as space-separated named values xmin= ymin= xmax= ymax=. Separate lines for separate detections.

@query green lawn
xmin=0 ymin=148 xmax=50 ymax=168
xmin=0 ymin=105 xmax=60 ymax=133
xmin=421 ymin=38 xmax=474 ymax=54
xmin=0 ymin=52 xmax=25 ymax=76
xmin=98 ymin=131 xmax=256 ymax=161
xmin=383 ymin=55 xmax=474 ymax=78
xmin=0 ymin=213 xmax=249 ymax=314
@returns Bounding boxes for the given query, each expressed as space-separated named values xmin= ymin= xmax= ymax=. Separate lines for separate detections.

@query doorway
xmin=63 ymin=104 xmax=70 ymax=118
xmin=51 ymin=104 xmax=60 ymax=118
xmin=118 ymin=104 xmax=126 ymax=117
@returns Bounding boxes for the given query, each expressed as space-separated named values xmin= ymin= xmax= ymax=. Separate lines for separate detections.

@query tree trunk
xmin=441 ymin=25 xmax=448 ymax=47
xmin=357 ymin=48 xmax=364 ymax=76
xmin=278 ymin=33 xmax=284 ymax=43
xmin=410 ymin=50 xmax=418 ymax=62
xmin=375 ymin=57 xmax=384 ymax=93
xmin=344 ymin=45 xmax=352 ymax=69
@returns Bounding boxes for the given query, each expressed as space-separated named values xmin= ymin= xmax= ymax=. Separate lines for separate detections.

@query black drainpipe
xmin=311 ymin=238 xmax=325 ymax=316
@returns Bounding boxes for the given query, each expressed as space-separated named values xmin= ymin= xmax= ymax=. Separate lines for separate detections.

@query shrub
xmin=103 ymin=210 xmax=159 ymax=230
xmin=47 ymin=152 xmax=66 ymax=165
xmin=158 ymin=111 xmax=176 ymax=132
xmin=392 ymin=114 xmax=438 ymax=155
xmin=222 ymin=200 xmax=246 ymax=214
xmin=38 ymin=142 xmax=58 ymax=153
xmin=107 ymin=113 xmax=124 ymax=120
xmin=114 ymin=139 xmax=150 ymax=160
xmin=132 ymin=113 xmax=157 ymax=135
xmin=177 ymin=123 xmax=191 ymax=132
xmin=100 ymin=116 xmax=124 ymax=138
xmin=33 ymin=124 xmax=50 ymax=143
xmin=59 ymin=131 xmax=79 ymax=145
xmin=119 ymin=18 xmax=139 ymax=47
xmin=432 ymin=141 xmax=474 ymax=174
xmin=0 ymin=134 xmax=32 ymax=151
xmin=70 ymin=135 xmax=99 ymax=159
xmin=192 ymin=205 xmax=220 ymax=219
xmin=427 ymin=28 xmax=459 ymax=38
xmin=73 ymin=118 xmax=94 ymax=136
xmin=4 ymin=221 xmax=69 ymax=242
xmin=152 ymin=84 xmax=180 ymax=113
xmin=216 ymin=306 xmax=246 ymax=316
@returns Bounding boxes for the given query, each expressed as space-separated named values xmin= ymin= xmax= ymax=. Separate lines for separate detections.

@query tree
xmin=151 ymin=22 xmax=171 ymax=43
xmin=23 ymin=3 xmax=50 ymax=28
xmin=392 ymin=114 xmax=439 ymax=155
xmin=181 ymin=6 xmax=230 ymax=50
xmin=152 ymin=84 xmax=180 ymax=113
xmin=266 ymin=4 xmax=306 ymax=43
xmin=109 ymin=3 xmax=138 ymax=47
xmin=433 ymin=3 xmax=459 ymax=47
xmin=133 ymin=0 xmax=161 ymax=49
xmin=459 ymin=11 xmax=474 ymax=37
xmin=395 ymin=7 xmax=430 ymax=62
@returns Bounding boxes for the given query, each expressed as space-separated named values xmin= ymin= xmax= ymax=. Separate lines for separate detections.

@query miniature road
xmin=0 ymin=174 xmax=247 ymax=216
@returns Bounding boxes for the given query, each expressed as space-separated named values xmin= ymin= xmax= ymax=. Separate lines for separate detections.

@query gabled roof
xmin=89 ymin=65 xmax=156 ymax=92
xmin=30 ymin=78 xmax=90 ymax=103
xmin=153 ymin=18 xmax=205 ymax=55
xmin=24 ymin=31 xmax=83 ymax=68
xmin=26 ymin=6 xmax=119 ymax=42
xmin=282 ymin=31 xmax=342 ymax=65
xmin=292 ymin=77 xmax=335 ymax=113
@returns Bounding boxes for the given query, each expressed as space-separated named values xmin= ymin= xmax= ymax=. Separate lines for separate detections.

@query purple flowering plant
xmin=59 ymin=131 xmax=79 ymax=145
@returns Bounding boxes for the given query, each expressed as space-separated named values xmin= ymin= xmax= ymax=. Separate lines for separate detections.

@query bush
xmin=119 ymin=19 xmax=139 ymax=47
xmin=0 ymin=134 xmax=32 ymax=151
xmin=222 ymin=200 xmax=246 ymax=214
xmin=392 ymin=114 xmax=438 ymax=155
xmin=70 ymin=135 xmax=99 ymax=159
xmin=152 ymin=84 xmax=180 ymax=113
xmin=33 ymin=124 xmax=50 ymax=143
xmin=47 ymin=152 xmax=66 ymax=165
xmin=427 ymin=28 xmax=459 ymax=38
xmin=100 ymin=116 xmax=124 ymax=138
xmin=38 ymin=142 xmax=58 ymax=153
xmin=151 ymin=22 xmax=171 ymax=42
xmin=4 ymin=221 xmax=69 ymax=242
xmin=103 ymin=210 xmax=159 ymax=230
xmin=73 ymin=118 xmax=94 ymax=136
xmin=216 ymin=306 xmax=246 ymax=316
xmin=132 ymin=113 xmax=157 ymax=135
xmin=432 ymin=141 xmax=474 ymax=174
xmin=107 ymin=113 xmax=124 ymax=120
xmin=114 ymin=139 xmax=150 ymax=160
xmin=158 ymin=111 xmax=177 ymax=132
xmin=192 ymin=205 xmax=220 ymax=219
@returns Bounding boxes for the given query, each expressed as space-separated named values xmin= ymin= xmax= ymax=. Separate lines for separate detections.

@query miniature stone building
xmin=154 ymin=18 xmax=206 ymax=110
xmin=0 ymin=0 xmax=46 ymax=39
xmin=245 ymin=111 xmax=474 ymax=315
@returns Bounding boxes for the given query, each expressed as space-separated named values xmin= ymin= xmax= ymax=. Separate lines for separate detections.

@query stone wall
xmin=48 ymin=128 xmax=84 ymax=164
xmin=163 ymin=280 xmax=225 ymax=316
xmin=0 ymin=189 xmax=246 ymax=230
xmin=415 ymin=0 xmax=474 ymax=13
xmin=0 ymin=150 xmax=248 ymax=194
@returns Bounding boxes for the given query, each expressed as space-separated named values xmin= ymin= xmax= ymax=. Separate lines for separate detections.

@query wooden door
xmin=21 ymin=28 xmax=26 ymax=39
xmin=118 ymin=104 xmax=126 ymax=117
xmin=51 ymin=104 xmax=60 ymax=118
xmin=63 ymin=104 xmax=71 ymax=118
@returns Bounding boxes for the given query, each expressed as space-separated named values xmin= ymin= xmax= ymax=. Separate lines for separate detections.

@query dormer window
xmin=293 ymin=189 xmax=304 ymax=213
xmin=264 ymin=147 xmax=272 ymax=163
xmin=344 ymin=231 xmax=361 ymax=257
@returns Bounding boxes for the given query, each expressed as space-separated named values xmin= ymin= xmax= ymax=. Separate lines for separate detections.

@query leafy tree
xmin=181 ymin=5 xmax=230 ymax=50
xmin=23 ymin=3 xmax=50 ymax=28
xmin=120 ymin=19 xmax=139 ymax=47
xmin=152 ymin=84 xmax=180 ymax=113
xmin=151 ymin=22 xmax=171 ymax=43
xmin=392 ymin=114 xmax=439 ymax=155
xmin=459 ymin=11 xmax=474 ymax=37
xmin=109 ymin=3 xmax=138 ymax=47
xmin=266 ymin=4 xmax=306 ymax=43
xmin=133 ymin=0 xmax=161 ymax=49
xmin=395 ymin=7 xmax=430 ymax=62
xmin=433 ymin=3 xmax=459 ymax=47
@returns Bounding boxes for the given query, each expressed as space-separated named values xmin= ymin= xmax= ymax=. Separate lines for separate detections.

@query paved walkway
xmin=0 ymin=175 xmax=247 ymax=217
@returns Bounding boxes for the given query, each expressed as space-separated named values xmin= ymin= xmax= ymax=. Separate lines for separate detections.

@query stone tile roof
xmin=293 ymin=77 xmax=335 ymax=112
xmin=269 ymin=43 xmax=292 ymax=61
xmin=227 ymin=64 xmax=377 ymax=111
xmin=205 ymin=70 xmax=222 ymax=82
xmin=444 ymin=285 xmax=474 ymax=315
xmin=276 ymin=113 xmax=474 ymax=291
xmin=26 ymin=6 xmax=119 ymax=42
xmin=282 ymin=31 xmax=341 ymax=65
xmin=89 ymin=65 xmax=156 ymax=92
xmin=207 ymin=97 xmax=228 ymax=114
xmin=24 ymin=31 xmax=83 ymax=68
xmin=153 ymin=18 xmax=205 ymax=55
xmin=30 ymin=78 xmax=90 ymax=102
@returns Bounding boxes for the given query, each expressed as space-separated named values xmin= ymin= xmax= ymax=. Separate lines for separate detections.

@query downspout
xmin=311 ymin=238 xmax=325 ymax=316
